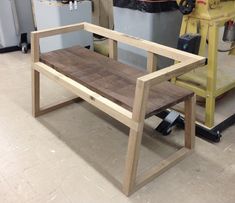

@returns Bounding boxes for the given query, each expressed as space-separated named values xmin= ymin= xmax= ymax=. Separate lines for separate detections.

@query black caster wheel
xmin=21 ymin=43 xmax=28 ymax=54
xmin=214 ymin=131 xmax=222 ymax=143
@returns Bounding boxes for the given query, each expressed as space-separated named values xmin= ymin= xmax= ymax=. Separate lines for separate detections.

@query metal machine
xmin=156 ymin=0 xmax=235 ymax=141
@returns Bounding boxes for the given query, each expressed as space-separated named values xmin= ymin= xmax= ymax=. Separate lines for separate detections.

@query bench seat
xmin=40 ymin=45 xmax=193 ymax=118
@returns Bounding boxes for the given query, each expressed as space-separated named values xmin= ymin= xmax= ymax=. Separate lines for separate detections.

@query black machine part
xmin=223 ymin=21 xmax=235 ymax=42
xmin=61 ymin=0 xmax=86 ymax=3
xmin=178 ymin=0 xmax=196 ymax=15
xmin=155 ymin=110 xmax=223 ymax=143
xmin=20 ymin=33 xmax=28 ymax=54
xmin=113 ymin=0 xmax=179 ymax=13
xmin=156 ymin=111 xmax=180 ymax=135
xmin=177 ymin=33 xmax=201 ymax=55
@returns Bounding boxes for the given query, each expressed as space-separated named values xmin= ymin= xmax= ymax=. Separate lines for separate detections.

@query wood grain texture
xmin=40 ymin=46 xmax=193 ymax=118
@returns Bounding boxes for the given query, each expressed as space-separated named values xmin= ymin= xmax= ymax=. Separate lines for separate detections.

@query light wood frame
xmin=31 ymin=22 xmax=205 ymax=196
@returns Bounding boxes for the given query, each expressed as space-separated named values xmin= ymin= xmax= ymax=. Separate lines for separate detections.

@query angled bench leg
xmin=123 ymin=127 xmax=144 ymax=196
xmin=184 ymin=94 xmax=196 ymax=149
xmin=32 ymin=68 xmax=81 ymax=117
xmin=123 ymin=80 xmax=149 ymax=196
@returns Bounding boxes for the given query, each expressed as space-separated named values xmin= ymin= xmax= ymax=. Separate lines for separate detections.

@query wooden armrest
xmin=131 ymin=58 xmax=205 ymax=120
xmin=138 ymin=58 xmax=206 ymax=86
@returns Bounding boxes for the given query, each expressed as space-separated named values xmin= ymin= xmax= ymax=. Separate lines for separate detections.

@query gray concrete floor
xmin=0 ymin=51 xmax=235 ymax=203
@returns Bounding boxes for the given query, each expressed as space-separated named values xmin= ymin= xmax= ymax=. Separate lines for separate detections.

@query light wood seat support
xmin=31 ymin=22 xmax=205 ymax=196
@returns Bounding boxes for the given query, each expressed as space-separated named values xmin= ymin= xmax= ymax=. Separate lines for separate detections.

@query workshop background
xmin=0 ymin=0 xmax=235 ymax=203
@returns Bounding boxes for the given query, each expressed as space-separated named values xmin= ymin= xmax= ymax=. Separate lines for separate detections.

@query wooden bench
xmin=31 ymin=23 xmax=205 ymax=196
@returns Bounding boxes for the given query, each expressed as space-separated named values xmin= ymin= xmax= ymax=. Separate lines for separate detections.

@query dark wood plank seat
xmin=40 ymin=45 xmax=193 ymax=118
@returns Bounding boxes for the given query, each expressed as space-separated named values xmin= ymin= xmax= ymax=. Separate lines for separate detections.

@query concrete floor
xmin=0 ymin=51 xmax=235 ymax=203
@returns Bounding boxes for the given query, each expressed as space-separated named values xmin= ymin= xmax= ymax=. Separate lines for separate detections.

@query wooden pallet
xmin=31 ymin=22 xmax=205 ymax=196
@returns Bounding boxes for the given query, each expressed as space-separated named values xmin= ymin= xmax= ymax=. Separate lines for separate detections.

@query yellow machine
xmin=174 ymin=0 xmax=235 ymax=128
